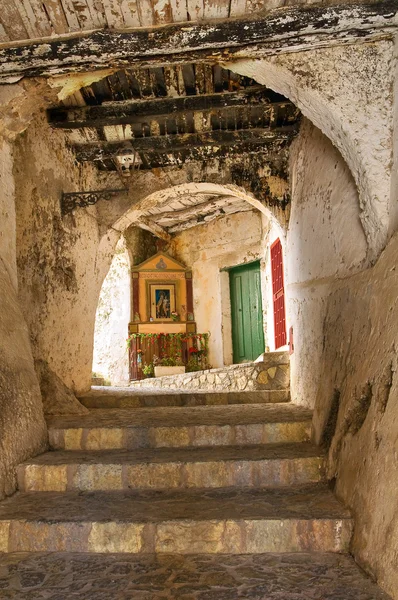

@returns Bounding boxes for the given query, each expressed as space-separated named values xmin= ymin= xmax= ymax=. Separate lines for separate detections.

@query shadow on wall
xmin=312 ymin=231 xmax=398 ymax=598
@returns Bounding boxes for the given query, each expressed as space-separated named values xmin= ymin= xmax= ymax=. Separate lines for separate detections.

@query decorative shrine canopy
xmin=130 ymin=252 xmax=195 ymax=335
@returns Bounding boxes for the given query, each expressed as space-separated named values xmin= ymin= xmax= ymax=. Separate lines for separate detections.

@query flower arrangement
xmin=127 ymin=332 xmax=210 ymax=376
xmin=153 ymin=354 xmax=184 ymax=367
xmin=171 ymin=311 xmax=179 ymax=322
xmin=142 ymin=363 xmax=154 ymax=377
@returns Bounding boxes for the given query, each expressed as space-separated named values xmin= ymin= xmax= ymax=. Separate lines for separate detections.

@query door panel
xmin=233 ymin=274 xmax=246 ymax=361
xmin=270 ymin=238 xmax=287 ymax=349
xmin=230 ymin=262 xmax=265 ymax=363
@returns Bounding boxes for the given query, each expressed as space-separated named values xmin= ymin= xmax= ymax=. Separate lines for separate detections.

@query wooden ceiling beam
xmin=95 ymin=141 xmax=289 ymax=170
xmin=135 ymin=217 xmax=173 ymax=242
xmin=73 ymin=126 xmax=298 ymax=161
xmin=168 ymin=208 xmax=237 ymax=233
xmin=48 ymin=87 xmax=289 ymax=129
xmin=0 ymin=1 xmax=396 ymax=80
xmin=149 ymin=195 xmax=240 ymax=224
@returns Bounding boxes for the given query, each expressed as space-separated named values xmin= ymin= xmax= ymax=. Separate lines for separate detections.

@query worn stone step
xmin=80 ymin=388 xmax=290 ymax=408
xmin=48 ymin=404 xmax=311 ymax=451
xmin=0 ymin=551 xmax=390 ymax=599
xmin=0 ymin=484 xmax=352 ymax=554
xmin=18 ymin=443 xmax=325 ymax=492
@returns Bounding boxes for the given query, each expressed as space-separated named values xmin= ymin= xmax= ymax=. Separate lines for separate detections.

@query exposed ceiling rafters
xmin=72 ymin=127 xmax=298 ymax=162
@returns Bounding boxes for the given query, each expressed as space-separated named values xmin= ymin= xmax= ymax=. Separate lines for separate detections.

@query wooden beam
xmin=73 ymin=126 xmax=298 ymax=161
xmin=95 ymin=140 xmax=290 ymax=170
xmin=167 ymin=204 xmax=252 ymax=232
xmin=0 ymin=1 xmax=396 ymax=80
xmin=136 ymin=217 xmax=173 ymax=242
xmin=152 ymin=196 xmax=240 ymax=224
xmin=48 ymin=87 xmax=289 ymax=129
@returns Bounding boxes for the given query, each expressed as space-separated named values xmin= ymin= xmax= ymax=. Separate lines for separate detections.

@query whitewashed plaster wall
xmin=93 ymin=237 xmax=131 ymax=385
xmin=226 ymin=38 xmax=396 ymax=261
xmin=174 ymin=210 xmax=267 ymax=367
xmin=286 ymin=118 xmax=368 ymax=408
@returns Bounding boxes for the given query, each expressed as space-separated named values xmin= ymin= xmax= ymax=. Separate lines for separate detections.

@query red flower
xmin=189 ymin=347 xmax=198 ymax=354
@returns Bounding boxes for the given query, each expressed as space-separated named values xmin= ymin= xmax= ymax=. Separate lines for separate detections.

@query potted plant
xmin=153 ymin=354 xmax=186 ymax=378
xmin=142 ymin=363 xmax=154 ymax=378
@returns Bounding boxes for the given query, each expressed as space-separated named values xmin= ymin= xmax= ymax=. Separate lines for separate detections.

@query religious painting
xmin=149 ymin=284 xmax=176 ymax=321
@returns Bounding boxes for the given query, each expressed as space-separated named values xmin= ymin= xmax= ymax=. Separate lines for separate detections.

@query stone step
xmin=0 ymin=484 xmax=352 ymax=554
xmin=48 ymin=404 xmax=311 ymax=450
xmin=80 ymin=388 xmax=290 ymax=408
xmin=0 ymin=551 xmax=390 ymax=598
xmin=18 ymin=443 xmax=325 ymax=492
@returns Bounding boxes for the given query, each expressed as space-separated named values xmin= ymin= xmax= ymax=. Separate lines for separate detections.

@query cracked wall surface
xmin=0 ymin=86 xmax=48 ymax=501
xmin=13 ymin=113 xmax=119 ymax=394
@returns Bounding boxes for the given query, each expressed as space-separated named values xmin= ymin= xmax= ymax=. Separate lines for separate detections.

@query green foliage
xmin=142 ymin=363 xmax=154 ymax=377
xmin=186 ymin=359 xmax=203 ymax=372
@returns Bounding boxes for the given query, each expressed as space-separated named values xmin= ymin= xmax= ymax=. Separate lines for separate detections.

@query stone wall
xmin=130 ymin=352 xmax=289 ymax=392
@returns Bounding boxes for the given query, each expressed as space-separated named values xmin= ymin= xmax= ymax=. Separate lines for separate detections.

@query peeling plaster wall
xmin=0 ymin=102 xmax=47 ymax=500
xmin=93 ymin=237 xmax=131 ymax=385
xmin=100 ymin=159 xmax=288 ymax=233
xmin=390 ymin=35 xmax=398 ymax=237
xmin=14 ymin=114 xmax=119 ymax=394
xmin=174 ymin=210 xmax=266 ymax=367
xmin=227 ymin=38 xmax=395 ymax=261
xmin=287 ymin=119 xmax=368 ymax=409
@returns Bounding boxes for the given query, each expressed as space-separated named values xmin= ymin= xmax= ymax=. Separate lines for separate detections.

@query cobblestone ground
xmin=0 ymin=552 xmax=391 ymax=600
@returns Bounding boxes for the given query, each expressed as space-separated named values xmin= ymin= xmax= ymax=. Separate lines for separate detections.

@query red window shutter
xmin=270 ymin=238 xmax=287 ymax=349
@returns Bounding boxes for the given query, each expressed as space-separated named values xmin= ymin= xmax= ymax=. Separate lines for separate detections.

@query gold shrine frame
xmin=149 ymin=283 xmax=176 ymax=321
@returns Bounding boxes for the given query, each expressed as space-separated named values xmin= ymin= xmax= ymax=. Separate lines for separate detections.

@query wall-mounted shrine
xmin=128 ymin=252 xmax=209 ymax=381
xmin=129 ymin=251 xmax=195 ymax=335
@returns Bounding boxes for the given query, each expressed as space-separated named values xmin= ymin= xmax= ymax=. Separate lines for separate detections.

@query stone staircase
xmin=0 ymin=386 xmax=390 ymax=598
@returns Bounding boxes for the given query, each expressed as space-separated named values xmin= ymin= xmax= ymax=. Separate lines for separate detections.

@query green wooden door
xmin=229 ymin=262 xmax=265 ymax=363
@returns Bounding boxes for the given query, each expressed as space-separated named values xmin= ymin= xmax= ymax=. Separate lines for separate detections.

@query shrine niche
xmin=129 ymin=252 xmax=195 ymax=335
xmin=128 ymin=252 xmax=209 ymax=381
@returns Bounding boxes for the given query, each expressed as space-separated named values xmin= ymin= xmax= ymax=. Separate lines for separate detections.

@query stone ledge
xmin=80 ymin=389 xmax=290 ymax=408
xmin=129 ymin=353 xmax=290 ymax=392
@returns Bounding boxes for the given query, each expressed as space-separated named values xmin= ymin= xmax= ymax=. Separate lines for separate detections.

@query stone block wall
xmin=130 ymin=352 xmax=289 ymax=392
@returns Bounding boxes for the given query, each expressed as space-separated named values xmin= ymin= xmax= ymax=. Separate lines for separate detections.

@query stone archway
xmin=105 ymin=181 xmax=286 ymax=369
xmin=224 ymin=40 xmax=395 ymax=261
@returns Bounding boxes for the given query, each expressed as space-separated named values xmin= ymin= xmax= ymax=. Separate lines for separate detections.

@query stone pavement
xmin=0 ymin=552 xmax=391 ymax=599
